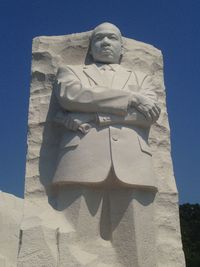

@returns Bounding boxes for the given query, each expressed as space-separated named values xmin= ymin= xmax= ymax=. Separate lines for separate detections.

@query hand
xmin=63 ymin=116 xmax=81 ymax=131
xmin=54 ymin=111 xmax=81 ymax=131
xmin=78 ymin=123 xmax=92 ymax=134
xmin=131 ymin=95 xmax=161 ymax=122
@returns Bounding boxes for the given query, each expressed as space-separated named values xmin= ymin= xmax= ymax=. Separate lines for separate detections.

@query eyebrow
xmin=94 ymin=33 xmax=119 ymax=38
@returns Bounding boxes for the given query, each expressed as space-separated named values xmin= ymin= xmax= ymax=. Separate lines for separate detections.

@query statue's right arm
xmin=55 ymin=66 xmax=132 ymax=116
xmin=97 ymin=108 xmax=153 ymax=128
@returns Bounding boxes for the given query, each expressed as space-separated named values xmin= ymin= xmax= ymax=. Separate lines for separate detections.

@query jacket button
xmin=112 ymin=135 xmax=118 ymax=141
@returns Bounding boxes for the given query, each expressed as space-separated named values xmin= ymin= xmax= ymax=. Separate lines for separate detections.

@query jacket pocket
xmin=60 ymin=134 xmax=80 ymax=149
xmin=137 ymin=136 xmax=152 ymax=156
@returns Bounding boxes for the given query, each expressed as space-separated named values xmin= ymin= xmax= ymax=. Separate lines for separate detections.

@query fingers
xmin=144 ymin=111 xmax=153 ymax=122
xmin=78 ymin=123 xmax=92 ymax=134
xmin=137 ymin=105 xmax=152 ymax=121
xmin=64 ymin=117 xmax=80 ymax=131
xmin=154 ymin=104 xmax=161 ymax=115
xmin=150 ymin=110 xmax=160 ymax=122
xmin=150 ymin=105 xmax=161 ymax=121
xmin=152 ymin=106 xmax=159 ymax=116
xmin=137 ymin=103 xmax=161 ymax=123
xmin=149 ymin=109 xmax=157 ymax=122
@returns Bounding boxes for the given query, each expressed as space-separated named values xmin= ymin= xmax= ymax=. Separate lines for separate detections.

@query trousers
xmin=54 ymin=167 xmax=157 ymax=267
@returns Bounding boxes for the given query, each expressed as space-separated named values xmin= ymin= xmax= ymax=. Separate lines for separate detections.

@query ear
xmin=120 ymin=43 xmax=124 ymax=56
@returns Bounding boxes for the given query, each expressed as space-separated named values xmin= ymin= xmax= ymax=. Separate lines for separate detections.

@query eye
xmin=94 ymin=35 xmax=102 ymax=41
xmin=109 ymin=35 xmax=118 ymax=40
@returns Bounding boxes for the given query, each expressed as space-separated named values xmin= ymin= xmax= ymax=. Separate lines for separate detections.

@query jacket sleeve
xmin=97 ymin=71 xmax=159 ymax=127
xmin=130 ymin=71 xmax=158 ymax=104
xmin=55 ymin=66 xmax=132 ymax=115
xmin=97 ymin=108 xmax=152 ymax=128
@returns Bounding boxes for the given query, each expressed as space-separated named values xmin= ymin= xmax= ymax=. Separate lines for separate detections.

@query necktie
xmin=100 ymin=65 xmax=114 ymax=88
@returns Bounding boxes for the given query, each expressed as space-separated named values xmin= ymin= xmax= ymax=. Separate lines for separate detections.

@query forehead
xmin=93 ymin=24 xmax=121 ymax=38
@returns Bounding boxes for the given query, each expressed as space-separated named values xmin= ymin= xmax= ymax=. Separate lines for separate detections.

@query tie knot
xmin=101 ymin=65 xmax=111 ymax=71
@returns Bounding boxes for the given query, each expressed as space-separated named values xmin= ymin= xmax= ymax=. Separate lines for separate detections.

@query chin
xmin=96 ymin=56 xmax=116 ymax=64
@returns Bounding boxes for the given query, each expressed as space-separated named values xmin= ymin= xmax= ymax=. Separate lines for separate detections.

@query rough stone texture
xmin=0 ymin=191 xmax=23 ymax=267
xmin=18 ymin=31 xmax=186 ymax=266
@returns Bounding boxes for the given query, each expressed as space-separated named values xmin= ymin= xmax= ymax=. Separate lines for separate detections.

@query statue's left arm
xmin=55 ymin=66 xmax=132 ymax=116
xmin=128 ymin=71 xmax=160 ymax=123
xmin=98 ymin=72 xmax=160 ymax=128
xmin=55 ymin=68 xmax=160 ymax=131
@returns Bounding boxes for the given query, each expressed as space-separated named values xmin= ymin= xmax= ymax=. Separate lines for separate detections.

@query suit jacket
xmin=53 ymin=63 xmax=158 ymax=189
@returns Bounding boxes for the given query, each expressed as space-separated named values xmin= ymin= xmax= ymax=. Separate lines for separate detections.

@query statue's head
xmin=90 ymin=22 xmax=123 ymax=64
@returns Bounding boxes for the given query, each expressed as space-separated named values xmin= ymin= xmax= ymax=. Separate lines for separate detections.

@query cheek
xmin=91 ymin=46 xmax=98 ymax=55
xmin=93 ymin=45 xmax=101 ymax=54
xmin=114 ymin=45 xmax=122 ymax=55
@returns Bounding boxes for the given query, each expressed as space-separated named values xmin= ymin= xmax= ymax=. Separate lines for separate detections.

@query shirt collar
xmin=94 ymin=63 xmax=120 ymax=72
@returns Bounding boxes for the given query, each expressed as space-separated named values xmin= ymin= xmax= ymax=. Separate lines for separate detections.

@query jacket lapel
xmin=111 ymin=65 xmax=132 ymax=90
xmin=83 ymin=64 xmax=132 ymax=89
xmin=83 ymin=64 xmax=107 ymax=87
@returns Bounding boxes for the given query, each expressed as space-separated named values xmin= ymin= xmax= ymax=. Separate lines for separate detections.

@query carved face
xmin=91 ymin=23 xmax=123 ymax=64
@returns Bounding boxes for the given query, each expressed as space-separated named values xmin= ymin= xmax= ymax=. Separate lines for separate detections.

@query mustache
xmin=100 ymin=46 xmax=113 ymax=51
xmin=101 ymin=43 xmax=111 ymax=47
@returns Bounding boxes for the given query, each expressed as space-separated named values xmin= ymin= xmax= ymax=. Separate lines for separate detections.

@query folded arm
xmin=55 ymin=66 xmax=160 ymax=127
xmin=55 ymin=66 xmax=132 ymax=116
xmin=128 ymin=72 xmax=160 ymax=122
xmin=97 ymin=108 xmax=152 ymax=128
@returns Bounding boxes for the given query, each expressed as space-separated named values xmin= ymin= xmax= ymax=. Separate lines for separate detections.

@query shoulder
xmin=115 ymin=64 xmax=132 ymax=73
xmin=57 ymin=64 xmax=85 ymax=80
xmin=57 ymin=64 xmax=84 ymax=74
xmin=118 ymin=65 xmax=149 ymax=78
xmin=131 ymin=70 xmax=152 ymax=86
xmin=132 ymin=69 xmax=150 ymax=79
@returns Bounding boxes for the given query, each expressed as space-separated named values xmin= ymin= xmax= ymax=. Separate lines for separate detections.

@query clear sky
xmin=0 ymin=0 xmax=199 ymax=204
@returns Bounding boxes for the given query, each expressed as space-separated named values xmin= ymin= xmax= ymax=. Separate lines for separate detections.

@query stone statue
xmin=50 ymin=22 xmax=160 ymax=266
xmin=17 ymin=22 xmax=186 ymax=267
xmin=53 ymin=22 xmax=160 ymax=189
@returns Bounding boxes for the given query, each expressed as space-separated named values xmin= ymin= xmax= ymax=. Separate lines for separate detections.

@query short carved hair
xmin=90 ymin=22 xmax=123 ymax=43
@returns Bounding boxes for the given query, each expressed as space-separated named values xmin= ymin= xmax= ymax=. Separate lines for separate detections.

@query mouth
xmin=101 ymin=48 xmax=113 ymax=54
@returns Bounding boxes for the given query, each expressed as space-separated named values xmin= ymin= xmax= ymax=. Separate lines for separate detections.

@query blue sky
xmin=0 ymin=0 xmax=199 ymax=203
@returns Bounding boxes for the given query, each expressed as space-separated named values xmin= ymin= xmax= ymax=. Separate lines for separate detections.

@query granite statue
xmin=17 ymin=22 xmax=185 ymax=267
xmin=53 ymin=22 xmax=160 ymax=188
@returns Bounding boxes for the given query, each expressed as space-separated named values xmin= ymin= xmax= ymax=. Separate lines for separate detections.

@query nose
xmin=102 ymin=36 xmax=110 ymax=45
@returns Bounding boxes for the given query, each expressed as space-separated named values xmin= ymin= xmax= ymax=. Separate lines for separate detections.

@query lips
xmin=101 ymin=47 xmax=113 ymax=53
